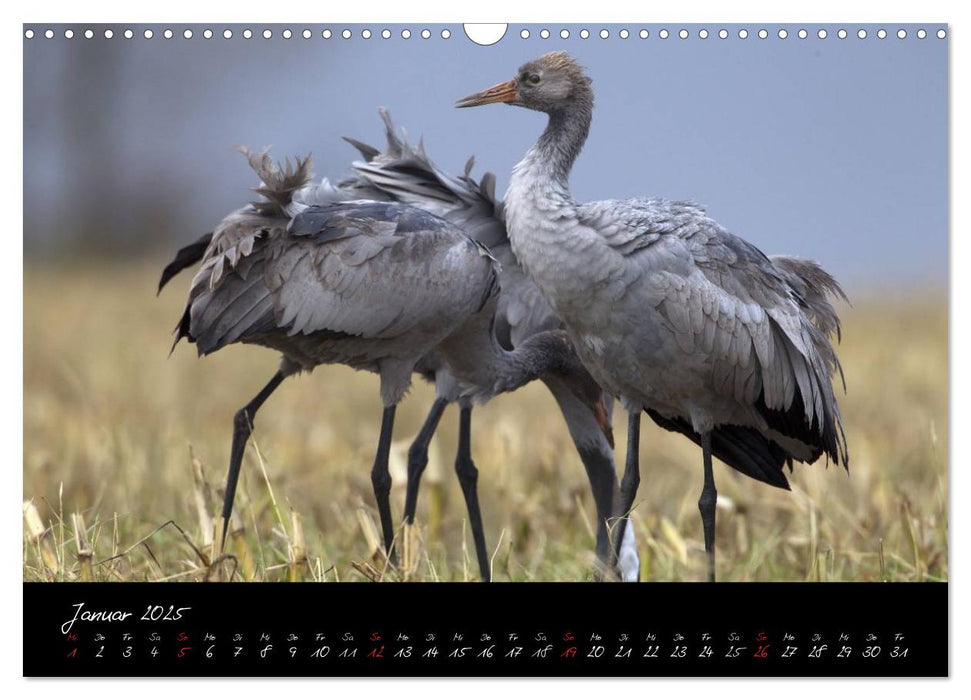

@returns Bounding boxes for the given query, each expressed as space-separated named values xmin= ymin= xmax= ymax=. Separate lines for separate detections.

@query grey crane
xmin=167 ymin=149 xmax=498 ymax=558
xmin=162 ymin=147 xmax=618 ymax=579
xmin=457 ymin=51 xmax=849 ymax=582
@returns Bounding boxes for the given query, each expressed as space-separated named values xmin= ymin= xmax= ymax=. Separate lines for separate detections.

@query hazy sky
xmin=24 ymin=23 xmax=947 ymax=292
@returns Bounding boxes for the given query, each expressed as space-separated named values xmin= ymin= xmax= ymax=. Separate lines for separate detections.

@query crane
xmin=168 ymin=149 xmax=497 ymax=562
xmin=457 ymin=51 xmax=849 ymax=582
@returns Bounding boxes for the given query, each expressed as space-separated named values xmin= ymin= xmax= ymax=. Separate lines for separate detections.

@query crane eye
xmin=527 ymin=73 xmax=541 ymax=85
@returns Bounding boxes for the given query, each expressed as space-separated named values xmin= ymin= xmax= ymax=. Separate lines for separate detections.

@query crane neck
xmin=435 ymin=309 xmax=552 ymax=397
xmin=496 ymin=333 xmax=550 ymax=391
xmin=496 ymin=329 xmax=585 ymax=395
xmin=528 ymin=102 xmax=593 ymax=190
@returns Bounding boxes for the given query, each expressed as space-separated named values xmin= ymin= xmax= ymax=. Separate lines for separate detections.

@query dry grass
xmin=23 ymin=259 xmax=948 ymax=583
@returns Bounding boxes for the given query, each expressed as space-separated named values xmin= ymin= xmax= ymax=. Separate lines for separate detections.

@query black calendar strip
xmin=24 ymin=582 xmax=947 ymax=677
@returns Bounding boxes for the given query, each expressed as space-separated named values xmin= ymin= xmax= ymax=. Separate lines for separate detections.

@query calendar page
xmin=22 ymin=21 xmax=948 ymax=677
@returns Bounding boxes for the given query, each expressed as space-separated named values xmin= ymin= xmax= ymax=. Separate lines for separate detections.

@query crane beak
xmin=455 ymin=79 xmax=519 ymax=108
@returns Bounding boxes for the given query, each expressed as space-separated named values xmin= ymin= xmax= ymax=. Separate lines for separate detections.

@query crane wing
xmin=182 ymin=201 xmax=498 ymax=356
xmin=275 ymin=201 xmax=497 ymax=340
xmin=586 ymin=198 xmax=847 ymax=466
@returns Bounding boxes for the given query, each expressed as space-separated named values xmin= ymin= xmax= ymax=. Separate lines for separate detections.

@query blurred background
xmin=23 ymin=24 xmax=948 ymax=582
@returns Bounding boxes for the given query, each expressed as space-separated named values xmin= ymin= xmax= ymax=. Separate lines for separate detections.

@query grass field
xmin=23 ymin=259 xmax=948 ymax=583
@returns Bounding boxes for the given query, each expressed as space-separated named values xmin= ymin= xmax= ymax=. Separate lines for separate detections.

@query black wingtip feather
xmin=644 ymin=409 xmax=791 ymax=490
xmin=158 ymin=232 xmax=214 ymax=294
xmin=168 ymin=304 xmax=193 ymax=356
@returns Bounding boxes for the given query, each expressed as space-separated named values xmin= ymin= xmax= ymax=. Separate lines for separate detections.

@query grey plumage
xmin=458 ymin=51 xmax=849 ymax=582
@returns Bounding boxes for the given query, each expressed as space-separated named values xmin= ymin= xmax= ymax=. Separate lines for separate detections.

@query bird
xmin=456 ymin=51 xmax=849 ymax=582
xmin=166 ymin=148 xmax=500 ymax=562
xmin=162 ymin=146 xmax=626 ymax=580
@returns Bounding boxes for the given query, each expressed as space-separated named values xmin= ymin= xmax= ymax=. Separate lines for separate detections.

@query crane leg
xmin=611 ymin=410 xmax=641 ymax=563
xmin=575 ymin=444 xmax=618 ymax=580
xmin=370 ymin=405 xmax=398 ymax=563
xmin=698 ymin=432 xmax=717 ymax=583
xmin=540 ymin=377 xmax=631 ymax=581
xmin=454 ymin=405 xmax=491 ymax=582
xmin=220 ymin=371 xmax=285 ymax=551
xmin=403 ymin=397 xmax=449 ymax=524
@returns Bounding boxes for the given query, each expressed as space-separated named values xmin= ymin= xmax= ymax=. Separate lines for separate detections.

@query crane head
xmin=455 ymin=51 xmax=592 ymax=114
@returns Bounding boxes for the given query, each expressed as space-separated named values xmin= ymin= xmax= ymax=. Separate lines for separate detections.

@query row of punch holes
xmin=24 ymin=26 xmax=948 ymax=42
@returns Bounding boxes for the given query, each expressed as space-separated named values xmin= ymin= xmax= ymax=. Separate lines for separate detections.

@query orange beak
xmin=455 ymin=79 xmax=519 ymax=108
xmin=593 ymin=394 xmax=615 ymax=449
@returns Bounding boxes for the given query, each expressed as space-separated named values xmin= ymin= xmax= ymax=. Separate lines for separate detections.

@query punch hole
xmin=580 ymin=29 xmax=590 ymax=39
xmin=798 ymin=29 xmax=808 ymax=39
xmin=463 ymin=24 xmax=507 ymax=46
xmin=382 ymin=29 xmax=392 ymax=39
xmin=223 ymin=29 xmax=233 ymax=39
xmin=124 ymin=29 xmax=133 ymax=39
xmin=599 ymin=29 xmax=609 ymax=39
xmin=659 ymin=29 xmax=669 ymax=39
xmin=778 ymin=29 xmax=788 ymax=39
xmin=758 ymin=29 xmax=768 ymax=39
xmin=283 ymin=29 xmax=293 ymax=39
xmin=620 ymin=29 xmax=630 ymax=39
xmin=401 ymin=29 xmax=411 ymax=39
xmin=86 ymin=29 xmax=95 ymax=39
xmin=520 ymin=29 xmax=530 ymax=39
xmin=639 ymin=29 xmax=648 ymax=39
xmin=421 ymin=29 xmax=431 ymax=39
xmin=560 ymin=29 xmax=570 ymax=39
xmin=678 ymin=29 xmax=687 ymax=39
xmin=24 ymin=29 xmax=34 ymax=39
xmin=817 ymin=29 xmax=827 ymax=39
xmin=937 ymin=29 xmax=946 ymax=39
xmin=441 ymin=29 xmax=451 ymax=39
xmin=342 ymin=29 xmax=351 ymax=39
xmin=45 ymin=29 xmax=54 ymax=39
xmin=302 ymin=29 xmax=311 ymax=39
xmin=321 ymin=29 xmax=331 ymax=39
xmin=143 ymin=29 xmax=153 ymax=39
xmin=877 ymin=29 xmax=887 ymax=39
xmin=858 ymin=29 xmax=867 ymax=39
xmin=838 ymin=29 xmax=847 ymax=39
xmin=203 ymin=29 xmax=213 ymax=39
xmin=897 ymin=29 xmax=907 ymax=39
xmin=104 ymin=29 xmax=113 ymax=39
xmin=183 ymin=29 xmax=193 ymax=39
xmin=162 ymin=29 xmax=172 ymax=39
xmin=540 ymin=29 xmax=551 ymax=39
xmin=699 ymin=29 xmax=709 ymax=39
xmin=363 ymin=29 xmax=372 ymax=39
xmin=718 ymin=29 xmax=728 ymax=39
xmin=917 ymin=29 xmax=926 ymax=39
xmin=64 ymin=29 xmax=74 ymax=39
xmin=738 ymin=29 xmax=748 ymax=39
